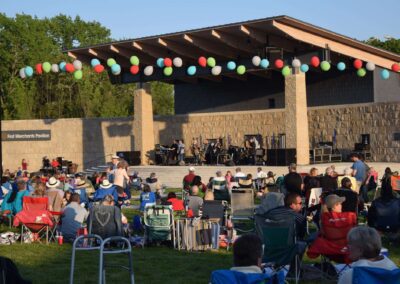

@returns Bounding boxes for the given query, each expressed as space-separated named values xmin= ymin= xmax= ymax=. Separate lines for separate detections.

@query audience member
xmin=304 ymin=167 xmax=320 ymax=201
xmin=187 ymin=186 xmax=204 ymax=217
xmin=350 ymin=153 xmax=368 ymax=201
xmin=140 ymin=184 xmax=156 ymax=211
xmin=60 ymin=193 xmax=88 ymax=242
xmin=283 ymin=163 xmax=303 ymax=195
xmin=231 ymin=234 xmax=263 ymax=273
xmin=1 ymin=179 xmax=30 ymax=217
xmin=319 ymin=167 xmax=338 ymax=193
xmin=31 ymin=182 xmax=46 ymax=197
xmin=234 ymin=167 xmax=246 ymax=180
xmin=167 ymin=192 xmax=184 ymax=211
xmin=93 ymin=179 xmax=118 ymax=204
xmin=183 ymin=167 xmax=196 ymax=191
xmin=46 ymin=177 xmax=63 ymax=212
xmin=337 ymin=168 xmax=357 ymax=192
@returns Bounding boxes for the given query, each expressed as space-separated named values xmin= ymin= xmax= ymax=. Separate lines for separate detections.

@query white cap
xmin=189 ymin=166 xmax=195 ymax=172
xmin=111 ymin=155 xmax=120 ymax=159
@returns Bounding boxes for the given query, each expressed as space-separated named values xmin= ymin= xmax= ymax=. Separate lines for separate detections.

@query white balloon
xmin=173 ymin=57 xmax=183 ymax=67
xmin=73 ymin=60 xmax=82 ymax=70
xmin=292 ymin=59 xmax=301 ymax=68
xmin=51 ymin=64 xmax=59 ymax=73
xmin=366 ymin=62 xmax=375 ymax=71
xmin=211 ymin=66 xmax=222 ymax=76
xmin=19 ymin=68 xmax=26 ymax=79
xmin=144 ymin=65 xmax=154 ymax=76
xmin=252 ymin=56 xmax=261 ymax=66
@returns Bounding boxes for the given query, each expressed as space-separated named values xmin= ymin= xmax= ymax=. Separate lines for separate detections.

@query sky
xmin=1 ymin=0 xmax=399 ymax=42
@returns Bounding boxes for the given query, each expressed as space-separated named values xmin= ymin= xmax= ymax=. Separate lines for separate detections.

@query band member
xmin=169 ymin=139 xmax=179 ymax=163
xmin=204 ymin=139 xmax=213 ymax=165
xmin=191 ymin=138 xmax=201 ymax=165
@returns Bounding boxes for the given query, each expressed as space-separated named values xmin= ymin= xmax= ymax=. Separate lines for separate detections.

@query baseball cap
xmin=325 ymin=194 xmax=346 ymax=209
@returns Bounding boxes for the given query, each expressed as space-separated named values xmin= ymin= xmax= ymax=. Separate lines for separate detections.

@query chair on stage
xmin=13 ymin=196 xmax=53 ymax=244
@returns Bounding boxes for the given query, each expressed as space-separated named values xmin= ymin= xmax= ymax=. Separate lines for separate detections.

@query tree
xmin=364 ymin=37 xmax=400 ymax=55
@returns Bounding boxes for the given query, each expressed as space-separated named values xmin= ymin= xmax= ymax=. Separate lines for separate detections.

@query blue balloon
xmin=24 ymin=66 xmax=33 ymax=77
xmin=91 ymin=58 xmax=100 ymax=67
xmin=300 ymin=64 xmax=309 ymax=73
xmin=227 ymin=61 xmax=236 ymax=70
xmin=381 ymin=69 xmax=390 ymax=80
xmin=111 ymin=64 xmax=121 ymax=74
xmin=337 ymin=62 xmax=346 ymax=71
xmin=187 ymin=66 xmax=197 ymax=76
xmin=59 ymin=61 xmax=67 ymax=72
xmin=260 ymin=59 xmax=269 ymax=69
xmin=157 ymin=58 xmax=165 ymax=68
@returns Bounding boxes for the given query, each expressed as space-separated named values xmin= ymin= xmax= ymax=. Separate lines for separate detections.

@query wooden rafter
xmin=110 ymin=44 xmax=154 ymax=65
xmin=132 ymin=41 xmax=169 ymax=60
xmin=157 ymin=38 xmax=198 ymax=60
xmin=183 ymin=34 xmax=237 ymax=59
xmin=211 ymin=29 xmax=254 ymax=54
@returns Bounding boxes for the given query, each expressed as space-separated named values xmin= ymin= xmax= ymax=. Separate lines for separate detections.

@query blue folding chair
xmin=210 ymin=269 xmax=285 ymax=284
xmin=352 ymin=267 xmax=400 ymax=284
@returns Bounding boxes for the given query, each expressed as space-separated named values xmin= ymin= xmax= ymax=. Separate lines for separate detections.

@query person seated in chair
xmin=284 ymin=164 xmax=303 ymax=196
xmin=166 ymin=192 xmax=184 ymax=212
xmin=212 ymin=171 xmax=229 ymax=201
xmin=231 ymin=234 xmax=263 ymax=273
xmin=238 ymin=174 xmax=254 ymax=189
xmin=139 ymin=184 xmax=156 ymax=212
xmin=187 ymin=186 xmax=203 ymax=217
xmin=332 ymin=177 xmax=359 ymax=213
xmin=319 ymin=167 xmax=338 ymax=194
xmin=1 ymin=179 xmax=30 ymax=218
xmin=338 ymin=226 xmax=398 ymax=284
xmin=93 ymin=179 xmax=118 ymax=204
xmin=61 ymin=193 xmax=89 ymax=242
xmin=145 ymin=172 xmax=163 ymax=197
xmin=337 ymin=168 xmax=357 ymax=192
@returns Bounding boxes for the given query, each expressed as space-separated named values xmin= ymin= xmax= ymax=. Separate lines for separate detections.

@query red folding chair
xmin=13 ymin=196 xmax=53 ymax=244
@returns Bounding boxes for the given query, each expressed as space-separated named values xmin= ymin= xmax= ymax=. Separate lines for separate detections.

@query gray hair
xmin=348 ymin=226 xmax=381 ymax=259
xmin=102 ymin=194 xmax=115 ymax=205
xmin=325 ymin=167 xmax=333 ymax=175
xmin=344 ymin=167 xmax=353 ymax=176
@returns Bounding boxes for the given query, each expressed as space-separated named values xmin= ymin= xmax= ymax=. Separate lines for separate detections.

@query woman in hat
xmin=93 ymin=179 xmax=118 ymax=204
xmin=46 ymin=177 xmax=63 ymax=212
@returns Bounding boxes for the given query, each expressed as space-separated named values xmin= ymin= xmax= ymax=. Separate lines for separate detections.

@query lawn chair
xmin=352 ymin=267 xmax=400 ymax=284
xmin=230 ymin=189 xmax=255 ymax=235
xmin=143 ymin=205 xmax=174 ymax=245
xmin=306 ymin=188 xmax=322 ymax=234
xmin=210 ymin=269 xmax=285 ymax=284
xmin=13 ymin=197 xmax=53 ymax=244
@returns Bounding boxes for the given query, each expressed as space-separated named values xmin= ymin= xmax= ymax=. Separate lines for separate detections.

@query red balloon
xmin=353 ymin=59 xmax=363 ymax=69
xmin=164 ymin=58 xmax=172 ymax=67
xmin=391 ymin=63 xmax=400 ymax=72
xmin=94 ymin=64 xmax=105 ymax=73
xmin=130 ymin=65 xmax=139 ymax=75
xmin=274 ymin=59 xmax=284 ymax=69
xmin=35 ymin=63 xmax=43 ymax=74
xmin=198 ymin=56 xmax=207 ymax=67
xmin=310 ymin=56 xmax=320 ymax=68
xmin=65 ymin=63 xmax=75 ymax=73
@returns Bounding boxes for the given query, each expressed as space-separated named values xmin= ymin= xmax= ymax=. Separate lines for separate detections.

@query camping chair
xmin=143 ymin=205 xmax=174 ymax=245
xmin=255 ymin=215 xmax=300 ymax=284
xmin=306 ymin=188 xmax=322 ymax=234
xmin=212 ymin=179 xmax=229 ymax=201
xmin=210 ymin=269 xmax=285 ymax=284
xmin=230 ymin=189 xmax=255 ymax=235
xmin=202 ymin=200 xmax=227 ymax=227
xmin=352 ymin=267 xmax=400 ymax=284
xmin=13 ymin=196 xmax=53 ymax=244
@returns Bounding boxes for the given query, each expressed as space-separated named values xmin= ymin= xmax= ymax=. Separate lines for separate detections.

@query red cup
xmin=58 ymin=235 xmax=64 ymax=245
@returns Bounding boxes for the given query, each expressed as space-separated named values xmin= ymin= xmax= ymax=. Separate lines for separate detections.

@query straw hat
xmin=46 ymin=177 xmax=60 ymax=188
xmin=100 ymin=179 xmax=113 ymax=189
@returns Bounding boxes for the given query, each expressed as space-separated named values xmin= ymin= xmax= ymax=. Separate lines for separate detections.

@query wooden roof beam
xmin=67 ymin=51 xmax=93 ymax=65
xmin=132 ymin=41 xmax=168 ymax=61
xmin=211 ymin=29 xmax=254 ymax=54
xmin=183 ymin=34 xmax=236 ymax=59
xmin=223 ymin=73 xmax=248 ymax=81
xmin=110 ymin=44 xmax=154 ymax=65
xmin=157 ymin=38 xmax=198 ymax=60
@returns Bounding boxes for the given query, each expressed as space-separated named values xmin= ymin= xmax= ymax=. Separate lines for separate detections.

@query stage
xmin=127 ymin=162 xmax=399 ymax=188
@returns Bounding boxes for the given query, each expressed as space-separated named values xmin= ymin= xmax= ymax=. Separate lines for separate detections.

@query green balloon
xmin=236 ymin=65 xmax=246 ymax=75
xmin=163 ymin=67 xmax=173 ymax=76
xmin=281 ymin=66 xmax=291 ymax=76
xmin=42 ymin=62 xmax=51 ymax=73
xmin=130 ymin=56 xmax=139 ymax=66
xmin=74 ymin=70 xmax=83 ymax=80
xmin=207 ymin=57 xmax=216 ymax=67
xmin=107 ymin=58 xmax=116 ymax=67
xmin=357 ymin=68 xmax=366 ymax=77
xmin=320 ymin=61 xmax=331 ymax=71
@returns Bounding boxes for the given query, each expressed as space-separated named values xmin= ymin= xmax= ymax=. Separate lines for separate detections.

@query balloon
xmin=207 ymin=57 xmax=216 ymax=67
xmin=107 ymin=58 xmax=116 ymax=67
xmin=392 ymin=63 xmax=400 ymax=72
xmin=163 ymin=66 xmax=173 ymax=76
xmin=211 ymin=66 xmax=222 ymax=76
xmin=91 ymin=58 xmax=100 ymax=67
xmin=42 ymin=62 xmax=51 ymax=73
xmin=198 ymin=56 xmax=207 ymax=67
xmin=24 ymin=66 xmax=33 ymax=77
xmin=74 ymin=70 xmax=83 ymax=80
xmin=252 ymin=56 xmax=261 ymax=66
xmin=366 ymin=62 xmax=375 ymax=71
xmin=156 ymin=58 xmax=164 ymax=68
xmin=187 ymin=66 xmax=197 ymax=75
xmin=59 ymin=61 xmax=66 ymax=72
xmin=19 ymin=68 xmax=26 ymax=79
xmin=282 ymin=66 xmax=291 ymax=76
xmin=260 ymin=59 xmax=269 ymax=69
xmin=353 ymin=59 xmax=363 ymax=69
xmin=227 ymin=61 xmax=236 ymax=70
xmin=274 ymin=59 xmax=284 ymax=69
xmin=65 ymin=63 xmax=75 ymax=73
xmin=337 ymin=62 xmax=346 ymax=71
xmin=164 ymin=58 xmax=172 ymax=67
xmin=380 ymin=69 xmax=390 ymax=80
xmin=144 ymin=66 xmax=154 ymax=76
xmin=292 ymin=59 xmax=301 ymax=68
xmin=310 ymin=56 xmax=320 ymax=68
xmin=320 ymin=61 xmax=331 ymax=71
xmin=35 ymin=63 xmax=43 ymax=74
xmin=357 ymin=68 xmax=366 ymax=77
xmin=73 ymin=60 xmax=82 ymax=71
xmin=130 ymin=56 xmax=139 ymax=66
xmin=94 ymin=64 xmax=104 ymax=73
xmin=300 ymin=64 xmax=309 ymax=73
xmin=173 ymin=57 xmax=183 ymax=67
xmin=111 ymin=64 xmax=121 ymax=75
xmin=51 ymin=64 xmax=59 ymax=73
xmin=130 ymin=65 xmax=139 ymax=75
xmin=236 ymin=65 xmax=246 ymax=75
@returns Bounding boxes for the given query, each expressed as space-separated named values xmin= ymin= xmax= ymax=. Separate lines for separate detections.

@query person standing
xmin=21 ymin=159 xmax=28 ymax=171
xmin=178 ymin=140 xmax=185 ymax=164
xmin=350 ymin=153 xmax=368 ymax=202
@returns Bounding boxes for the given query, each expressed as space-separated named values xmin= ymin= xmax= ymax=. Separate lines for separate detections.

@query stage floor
xmin=127 ymin=162 xmax=399 ymax=188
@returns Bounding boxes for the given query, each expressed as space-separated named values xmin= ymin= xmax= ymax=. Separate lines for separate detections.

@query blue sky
xmin=2 ymin=0 xmax=399 ymax=41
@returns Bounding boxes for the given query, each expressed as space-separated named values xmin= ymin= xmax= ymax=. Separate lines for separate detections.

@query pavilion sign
xmin=2 ymin=130 xmax=51 ymax=141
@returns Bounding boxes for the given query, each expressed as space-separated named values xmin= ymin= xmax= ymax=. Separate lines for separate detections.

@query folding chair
xmin=210 ymin=269 xmax=285 ymax=284
xmin=352 ymin=267 xmax=400 ymax=284
xmin=229 ymin=189 xmax=255 ymax=236
xmin=212 ymin=178 xmax=229 ymax=201
xmin=306 ymin=188 xmax=322 ymax=234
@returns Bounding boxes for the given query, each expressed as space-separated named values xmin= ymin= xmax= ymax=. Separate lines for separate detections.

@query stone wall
xmin=2 ymin=102 xmax=400 ymax=171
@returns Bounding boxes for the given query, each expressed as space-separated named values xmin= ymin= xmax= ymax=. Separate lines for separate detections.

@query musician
xmin=204 ymin=139 xmax=213 ymax=165
xmin=212 ymin=139 xmax=223 ymax=164
xmin=169 ymin=139 xmax=179 ymax=163
xmin=191 ymin=138 xmax=201 ymax=165
xmin=42 ymin=156 xmax=51 ymax=168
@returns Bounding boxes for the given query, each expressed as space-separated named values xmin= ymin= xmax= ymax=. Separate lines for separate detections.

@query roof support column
xmin=284 ymin=69 xmax=310 ymax=165
xmin=133 ymin=87 xmax=154 ymax=165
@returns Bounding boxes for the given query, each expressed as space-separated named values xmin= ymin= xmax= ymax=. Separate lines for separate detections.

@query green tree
xmin=151 ymin=81 xmax=174 ymax=115
xmin=364 ymin=37 xmax=400 ymax=54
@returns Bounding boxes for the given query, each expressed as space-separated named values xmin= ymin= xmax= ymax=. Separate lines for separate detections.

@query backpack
xmin=0 ymin=257 xmax=31 ymax=284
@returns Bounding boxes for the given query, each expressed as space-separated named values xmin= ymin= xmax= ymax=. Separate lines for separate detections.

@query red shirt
xmin=51 ymin=160 xmax=60 ymax=168
xmin=167 ymin=198 xmax=184 ymax=211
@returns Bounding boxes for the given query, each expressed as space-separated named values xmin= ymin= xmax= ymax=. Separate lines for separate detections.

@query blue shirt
xmin=351 ymin=160 xmax=367 ymax=182
xmin=139 ymin=192 xmax=156 ymax=211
